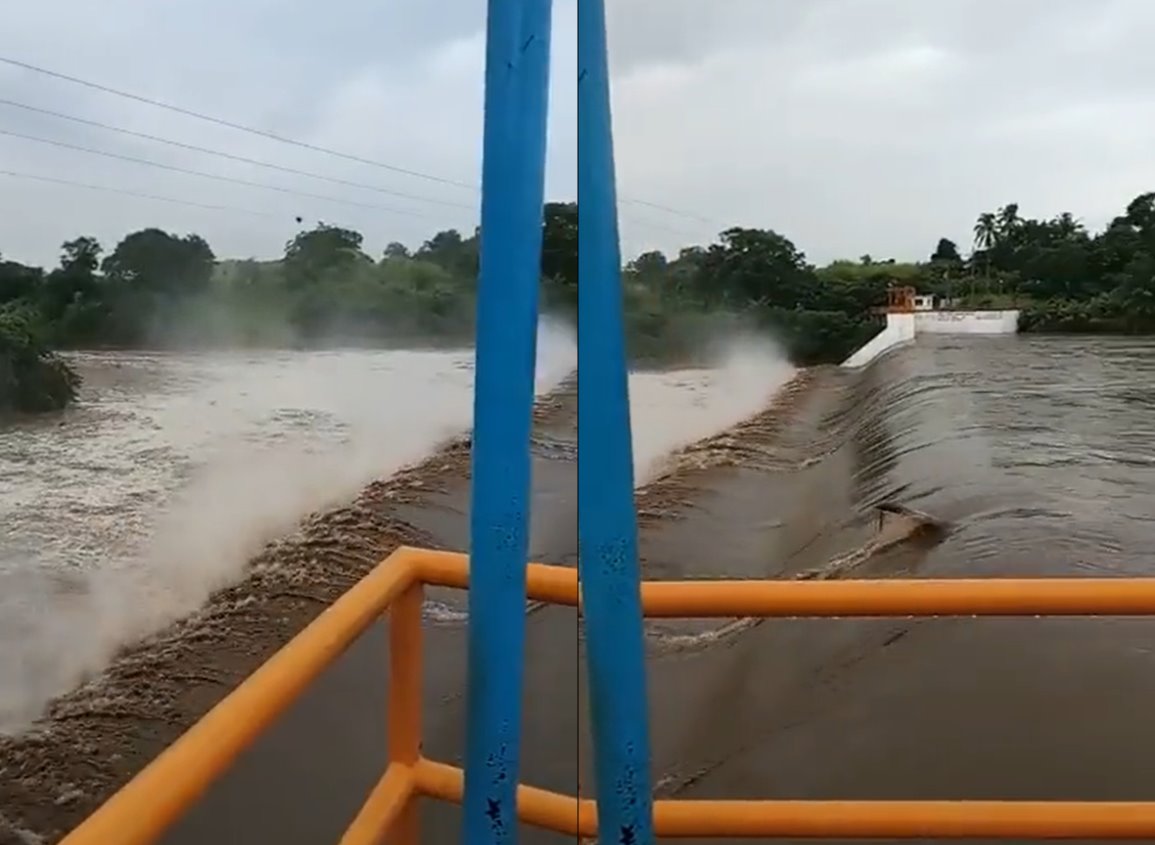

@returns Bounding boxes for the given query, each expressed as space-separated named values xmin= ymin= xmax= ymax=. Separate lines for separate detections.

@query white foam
xmin=0 ymin=322 xmax=575 ymax=735
xmin=629 ymin=335 xmax=795 ymax=485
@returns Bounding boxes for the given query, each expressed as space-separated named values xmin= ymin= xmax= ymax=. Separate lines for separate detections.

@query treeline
xmin=0 ymin=204 xmax=576 ymax=412
xmin=965 ymin=194 xmax=1155 ymax=332
xmin=621 ymin=190 xmax=1155 ymax=361
xmin=0 ymin=203 xmax=577 ymax=351
xmin=6 ymin=191 xmax=1155 ymax=413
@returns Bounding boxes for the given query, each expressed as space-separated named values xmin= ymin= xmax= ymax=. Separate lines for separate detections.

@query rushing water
xmin=0 ymin=328 xmax=579 ymax=735
xmin=848 ymin=333 xmax=1155 ymax=579
xmin=647 ymin=333 xmax=1155 ymax=587
xmin=640 ymin=334 xmax=1155 ymax=839
xmin=0 ymin=330 xmax=790 ymax=735
xmin=0 ymin=349 xmax=484 ymax=734
xmin=6 ymin=332 xmax=1154 ymax=843
xmin=629 ymin=338 xmax=795 ymax=485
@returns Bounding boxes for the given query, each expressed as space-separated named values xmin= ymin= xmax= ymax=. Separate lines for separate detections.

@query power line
xmin=0 ymin=97 xmax=476 ymax=212
xmin=0 ymin=168 xmax=280 ymax=218
xmin=619 ymin=196 xmax=715 ymax=225
xmin=1 ymin=169 xmax=705 ymax=266
xmin=617 ymin=209 xmax=699 ymax=239
xmin=0 ymin=54 xmax=476 ymax=191
xmin=0 ymin=141 xmax=702 ymax=247
xmin=0 ymin=127 xmax=444 ymax=220
xmin=0 ymin=54 xmax=717 ymax=224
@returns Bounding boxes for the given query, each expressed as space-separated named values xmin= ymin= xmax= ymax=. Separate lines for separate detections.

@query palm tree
xmin=1052 ymin=211 xmax=1084 ymax=240
xmin=972 ymin=212 xmax=998 ymax=290
xmin=973 ymin=213 xmax=997 ymax=251
xmin=997 ymin=203 xmax=1021 ymax=239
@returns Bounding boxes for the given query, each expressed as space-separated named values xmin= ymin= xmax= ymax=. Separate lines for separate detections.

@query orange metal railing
xmin=61 ymin=546 xmax=1155 ymax=843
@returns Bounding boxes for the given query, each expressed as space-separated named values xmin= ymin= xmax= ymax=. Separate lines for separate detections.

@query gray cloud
xmin=609 ymin=0 xmax=1155 ymax=263
xmin=3 ymin=1 xmax=1154 ymax=269
xmin=1 ymin=0 xmax=574 ymax=266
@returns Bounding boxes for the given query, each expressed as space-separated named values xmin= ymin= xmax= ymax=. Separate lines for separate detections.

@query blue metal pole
xmin=577 ymin=0 xmax=655 ymax=842
xmin=463 ymin=1 xmax=553 ymax=844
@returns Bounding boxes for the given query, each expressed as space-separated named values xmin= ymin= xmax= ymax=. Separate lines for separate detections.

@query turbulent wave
xmin=629 ymin=336 xmax=795 ymax=485
xmin=640 ymin=334 xmax=1155 ymax=660
xmin=419 ymin=336 xmax=796 ymax=628
xmin=637 ymin=335 xmax=1155 ymax=809
xmin=413 ymin=339 xmax=1006 ymax=653
xmin=532 ymin=331 xmax=1155 ymax=810
xmin=0 ymin=322 xmax=576 ymax=735
xmin=636 ymin=343 xmax=957 ymax=654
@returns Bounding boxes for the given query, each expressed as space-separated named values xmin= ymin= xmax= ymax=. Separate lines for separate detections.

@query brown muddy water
xmin=0 ymin=334 xmax=792 ymax=844
xmin=632 ymin=334 xmax=1155 ymax=845
xmin=5 ymin=333 xmax=1154 ymax=844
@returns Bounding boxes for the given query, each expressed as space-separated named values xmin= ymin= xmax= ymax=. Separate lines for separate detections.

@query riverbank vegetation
xmin=0 ymin=203 xmax=576 ymax=412
xmin=0 ymin=306 xmax=79 ymax=413
xmin=619 ymin=191 xmax=1155 ymax=360
xmin=4 ymin=191 xmax=1155 ymax=411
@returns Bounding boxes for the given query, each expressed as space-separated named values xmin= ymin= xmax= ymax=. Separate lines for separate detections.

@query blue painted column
xmin=577 ymin=0 xmax=655 ymax=842
xmin=462 ymin=1 xmax=553 ymax=844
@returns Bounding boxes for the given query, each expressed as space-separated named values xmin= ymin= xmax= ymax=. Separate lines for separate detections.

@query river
xmin=638 ymin=334 xmax=1155 ymax=845
xmin=0 ymin=329 xmax=789 ymax=738
xmin=7 ymin=332 xmax=1152 ymax=844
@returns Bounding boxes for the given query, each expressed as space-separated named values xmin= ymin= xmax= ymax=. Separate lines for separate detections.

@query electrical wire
xmin=0 ymin=54 xmax=476 ymax=190
xmin=619 ymin=196 xmax=714 ymax=224
xmin=0 ymin=97 xmax=475 ymax=211
xmin=0 ymin=168 xmax=281 ymax=218
xmin=0 ymin=127 xmax=441 ymax=220
xmin=0 ymin=54 xmax=714 ymax=225
xmin=1 ymin=122 xmax=696 ymax=241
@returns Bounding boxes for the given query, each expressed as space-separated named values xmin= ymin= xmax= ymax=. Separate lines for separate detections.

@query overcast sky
xmin=3 ymin=0 xmax=1155 ymax=268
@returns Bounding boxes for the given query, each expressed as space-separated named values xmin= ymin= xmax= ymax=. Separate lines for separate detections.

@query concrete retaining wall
xmin=914 ymin=310 xmax=1020 ymax=335
xmin=842 ymin=312 xmax=915 ymax=368
xmin=841 ymin=309 xmax=1020 ymax=368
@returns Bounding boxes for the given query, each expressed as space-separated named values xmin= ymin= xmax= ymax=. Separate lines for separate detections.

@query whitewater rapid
xmin=0 ymin=328 xmax=793 ymax=734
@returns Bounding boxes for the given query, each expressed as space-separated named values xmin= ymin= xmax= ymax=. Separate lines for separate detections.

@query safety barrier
xmin=61 ymin=545 xmax=1155 ymax=843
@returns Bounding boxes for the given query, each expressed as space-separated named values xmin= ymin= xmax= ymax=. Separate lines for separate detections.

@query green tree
xmin=0 ymin=260 xmax=43 ymax=305
xmin=61 ymin=236 xmax=102 ymax=274
xmin=541 ymin=201 xmax=577 ymax=307
xmin=383 ymin=241 xmax=411 ymax=260
xmin=36 ymin=238 xmax=106 ymax=346
xmin=997 ymin=203 xmax=1021 ymax=241
xmin=283 ymin=223 xmax=366 ymax=288
xmin=697 ymin=227 xmax=814 ymax=309
xmin=0 ymin=305 xmax=79 ymax=412
xmin=102 ymin=228 xmax=214 ymax=296
xmin=415 ymin=228 xmax=478 ymax=280
xmin=930 ymin=238 xmax=961 ymax=263
xmin=1125 ymin=192 xmax=1155 ymax=234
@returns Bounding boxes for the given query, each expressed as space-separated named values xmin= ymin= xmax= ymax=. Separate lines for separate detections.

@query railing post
xmin=577 ymin=0 xmax=656 ymax=841
xmin=463 ymin=1 xmax=554 ymax=844
xmin=388 ymin=583 xmax=424 ymax=845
